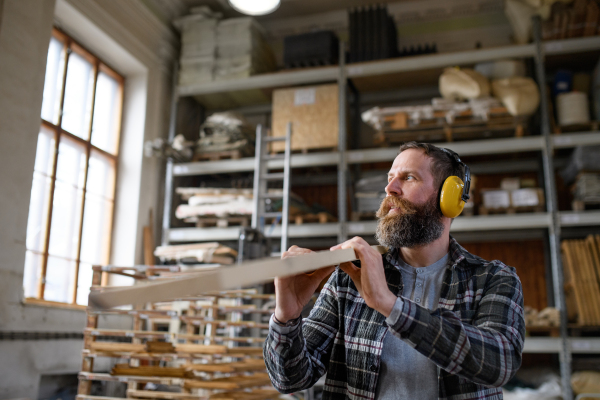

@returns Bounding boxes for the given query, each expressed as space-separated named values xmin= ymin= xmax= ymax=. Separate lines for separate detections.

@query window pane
xmin=26 ymin=127 xmax=56 ymax=252
xmin=80 ymin=193 xmax=113 ymax=265
xmin=62 ymin=52 xmax=94 ymax=139
xmin=26 ymin=172 xmax=53 ymax=252
xmin=91 ymin=71 xmax=121 ymax=155
xmin=44 ymin=255 xmax=76 ymax=303
xmin=41 ymin=37 xmax=66 ymax=124
xmin=55 ymin=136 xmax=87 ymax=188
xmin=48 ymin=180 xmax=83 ymax=259
xmin=76 ymin=262 xmax=93 ymax=305
xmin=34 ymin=126 xmax=56 ymax=176
xmin=23 ymin=251 xmax=43 ymax=298
xmin=87 ymin=150 xmax=115 ymax=199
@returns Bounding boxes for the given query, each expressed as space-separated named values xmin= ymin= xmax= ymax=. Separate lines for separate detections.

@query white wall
xmin=0 ymin=0 xmax=177 ymax=396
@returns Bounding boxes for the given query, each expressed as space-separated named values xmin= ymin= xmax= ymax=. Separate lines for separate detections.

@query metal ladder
xmin=251 ymin=123 xmax=292 ymax=255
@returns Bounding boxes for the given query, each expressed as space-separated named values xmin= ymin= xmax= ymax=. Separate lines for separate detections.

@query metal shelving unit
xmin=162 ymin=24 xmax=600 ymax=399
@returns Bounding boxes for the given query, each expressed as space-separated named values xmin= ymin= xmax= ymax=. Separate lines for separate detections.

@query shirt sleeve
xmin=385 ymin=262 xmax=525 ymax=388
xmin=263 ymin=269 xmax=340 ymax=394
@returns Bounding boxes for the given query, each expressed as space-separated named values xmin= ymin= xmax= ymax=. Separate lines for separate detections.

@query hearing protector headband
xmin=439 ymin=148 xmax=471 ymax=218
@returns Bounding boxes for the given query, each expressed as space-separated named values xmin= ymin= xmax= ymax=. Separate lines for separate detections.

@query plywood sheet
xmin=271 ymin=84 xmax=339 ymax=152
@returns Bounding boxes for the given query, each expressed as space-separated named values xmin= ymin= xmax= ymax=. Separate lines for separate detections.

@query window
xmin=23 ymin=28 xmax=124 ymax=306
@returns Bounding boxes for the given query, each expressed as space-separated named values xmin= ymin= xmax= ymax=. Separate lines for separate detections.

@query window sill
xmin=24 ymin=297 xmax=87 ymax=312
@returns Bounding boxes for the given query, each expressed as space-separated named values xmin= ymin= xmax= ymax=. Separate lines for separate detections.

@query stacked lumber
xmin=561 ymin=235 xmax=600 ymax=325
xmin=79 ymin=267 xmax=276 ymax=398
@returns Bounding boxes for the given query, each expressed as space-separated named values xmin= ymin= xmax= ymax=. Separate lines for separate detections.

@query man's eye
xmin=406 ymin=175 xmax=414 ymax=180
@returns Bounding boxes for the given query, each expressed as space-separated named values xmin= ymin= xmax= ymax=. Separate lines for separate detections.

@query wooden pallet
xmin=295 ymin=212 xmax=337 ymax=224
xmin=193 ymin=149 xmax=244 ymax=162
xmin=572 ymin=199 xmax=600 ymax=211
xmin=478 ymin=205 xmax=545 ymax=215
xmin=553 ymin=120 xmax=599 ymax=134
xmin=376 ymin=110 xmax=526 ymax=144
xmin=351 ymin=211 xmax=377 ymax=221
xmin=270 ymin=146 xmax=337 ymax=155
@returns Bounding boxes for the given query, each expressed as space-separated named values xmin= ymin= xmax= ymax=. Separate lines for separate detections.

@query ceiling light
xmin=228 ymin=0 xmax=280 ymax=16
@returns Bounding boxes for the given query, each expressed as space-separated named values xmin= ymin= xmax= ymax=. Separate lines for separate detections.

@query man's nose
xmin=385 ymin=178 xmax=401 ymax=196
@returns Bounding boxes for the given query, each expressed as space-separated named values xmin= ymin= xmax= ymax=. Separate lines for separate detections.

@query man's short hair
xmin=398 ymin=141 xmax=464 ymax=190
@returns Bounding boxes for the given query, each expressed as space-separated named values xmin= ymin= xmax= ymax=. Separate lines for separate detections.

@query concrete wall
xmin=0 ymin=0 xmax=177 ymax=396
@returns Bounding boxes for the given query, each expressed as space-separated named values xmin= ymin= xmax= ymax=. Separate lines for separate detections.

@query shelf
xmin=174 ymin=136 xmax=549 ymax=177
xmin=543 ymin=36 xmax=600 ymax=56
xmin=552 ymin=131 xmax=600 ymax=148
xmin=168 ymin=214 xmax=552 ymax=243
xmin=177 ymin=66 xmax=338 ymax=97
xmin=345 ymin=44 xmax=536 ymax=79
xmin=560 ymin=211 xmax=600 ymax=227
xmin=523 ymin=337 xmax=600 ymax=354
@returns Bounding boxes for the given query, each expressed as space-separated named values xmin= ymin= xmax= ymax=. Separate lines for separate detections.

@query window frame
xmin=27 ymin=27 xmax=124 ymax=305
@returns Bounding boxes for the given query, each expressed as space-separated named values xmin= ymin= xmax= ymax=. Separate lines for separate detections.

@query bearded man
xmin=263 ymin=142 xmax=525 ymax=400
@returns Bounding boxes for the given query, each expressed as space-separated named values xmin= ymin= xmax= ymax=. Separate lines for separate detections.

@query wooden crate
xmin=271 ymin=84 xmax=339 ymax=152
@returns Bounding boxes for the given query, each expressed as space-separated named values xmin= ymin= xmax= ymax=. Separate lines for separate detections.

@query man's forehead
xmin=390 ymin=149 xmax=433 ymax=173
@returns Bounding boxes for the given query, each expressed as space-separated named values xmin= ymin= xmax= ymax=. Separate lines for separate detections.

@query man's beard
xmin=374 ymin=194 xmax=445 ymax=249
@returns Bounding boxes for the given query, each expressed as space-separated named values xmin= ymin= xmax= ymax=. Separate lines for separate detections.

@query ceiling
xmin=148 ymin=0 xmax=416 ymax=23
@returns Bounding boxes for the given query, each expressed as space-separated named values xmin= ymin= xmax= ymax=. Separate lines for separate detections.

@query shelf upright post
xmin=162 ymin=61 xmax=180 ymax=246
xmin=533 ymin=16 xmax=572 ymax=400
xmin=338 ymin=42 xmax=348 ymax=243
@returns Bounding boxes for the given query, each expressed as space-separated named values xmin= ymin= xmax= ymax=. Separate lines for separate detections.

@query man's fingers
xmin=339 ymin=261 xmax=360 ymax=279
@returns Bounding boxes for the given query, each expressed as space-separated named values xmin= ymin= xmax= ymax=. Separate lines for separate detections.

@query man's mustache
xmin=376 ymin=196 xmax=418 ymax=219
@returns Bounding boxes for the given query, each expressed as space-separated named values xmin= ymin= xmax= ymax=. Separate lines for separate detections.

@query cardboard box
xmin=271 ymin=84 xmax=340 ymax=152
xmin=481 ymin=189 xmax=511 ymax=209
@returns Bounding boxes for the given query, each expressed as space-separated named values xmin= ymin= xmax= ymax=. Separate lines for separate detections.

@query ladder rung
xmin=263 ymin=136 xmax=287 ymax=143
xmin=261 ymin=212 xmax=282 ymax=219
xmin=262 ymin=173 xmax=284 ymax=180
xmin=262 ymin=154 xmax=285 ymax=161
xmin=260 ymin=193 xmax=284 ymax=199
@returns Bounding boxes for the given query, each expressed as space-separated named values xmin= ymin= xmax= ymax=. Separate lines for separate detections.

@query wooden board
xmin=183 ymin=373 xmax=271 ymax=390
xmin=271 ymin=84 xmax=339 ymax=152
xmin=89 ymin=246 xmax=385 ymax=309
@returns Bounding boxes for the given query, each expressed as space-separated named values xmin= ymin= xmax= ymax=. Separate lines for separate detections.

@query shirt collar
xmin=384 ymin=236 xmax=468 ymax=270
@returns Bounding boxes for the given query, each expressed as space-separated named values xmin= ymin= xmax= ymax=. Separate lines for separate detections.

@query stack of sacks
xmin=214 ymin=18 xmax=276 ymax=81
xmin=175 ymin=188 xmax=254 ymax=220
xmin=197 ymin=112 xmax=256 ymax=156
xmin=173 ymin=7 xmax=221 ymax=86
xmin=439 ymin=61 xmax=540 ymax=117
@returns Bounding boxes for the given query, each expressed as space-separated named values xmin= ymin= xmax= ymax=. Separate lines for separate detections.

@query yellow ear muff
xmin=440 ymin=176 xmax=466 ymax=218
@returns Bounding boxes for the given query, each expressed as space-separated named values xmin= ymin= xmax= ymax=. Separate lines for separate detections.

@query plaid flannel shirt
xmin=264 ymin=238 xmax=525 ymax=400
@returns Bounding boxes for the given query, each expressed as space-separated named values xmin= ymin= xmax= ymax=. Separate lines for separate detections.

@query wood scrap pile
xmin=561 ymin=235 xmax=600 ymax=325
xmin=155 ymin=242 xmax=238 ymax=265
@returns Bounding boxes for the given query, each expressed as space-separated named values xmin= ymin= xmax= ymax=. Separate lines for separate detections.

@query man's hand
xmin=331 ymin=237 xmax=396 ymax=317
xmin=274 ymin=246 xmax=336 ymax=324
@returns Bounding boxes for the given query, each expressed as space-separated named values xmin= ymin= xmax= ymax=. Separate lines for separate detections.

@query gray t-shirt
xmin=375 ymin=252 xmax=449 ymax=400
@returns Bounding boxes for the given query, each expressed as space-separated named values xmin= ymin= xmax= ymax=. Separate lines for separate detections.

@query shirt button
xmin=283 ymin=344 xmax=290 ymax=349
xmin=370 ymin=364 xmax=377 ymax=372
xmin=415 ymin=298 xmax=421 ymax=303
xmin=416 ymin=269 xmax=422 ymax=274
xmin=416 ymin=283 xmax=422 ymax=287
